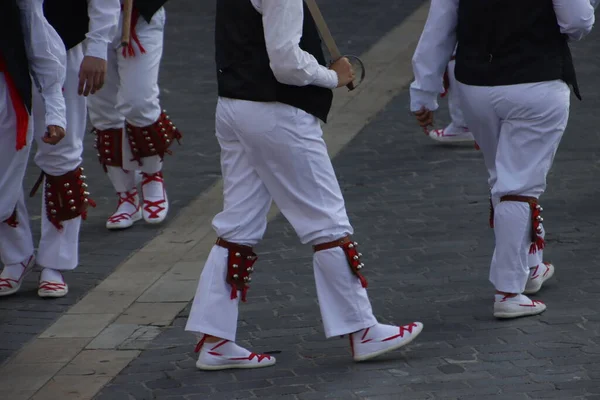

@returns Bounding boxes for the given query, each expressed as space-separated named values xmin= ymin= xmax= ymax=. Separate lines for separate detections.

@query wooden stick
xmin=121 ymin=0 xmax=134 ymax=47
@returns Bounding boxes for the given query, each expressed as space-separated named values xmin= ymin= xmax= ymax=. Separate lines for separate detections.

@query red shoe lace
xmin=39 ymin=281 xmax=66 ymax=292
xmin=229 ymin=353 xmax=272 ymax=362
xmin=141 ymin=172 xmax=166 ymax=219
xmin=0 ymin=256 xmax=32 ymax=289
xmin=519 ymin=300 xmax=544 ymax=307
xmin=108 ymin=190 xmax=139 ymax=223
xmin=0 ymin=278 xmax=19 ymax=289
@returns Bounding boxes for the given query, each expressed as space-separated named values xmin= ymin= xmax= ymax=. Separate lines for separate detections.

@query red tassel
xmin=529 ymin=237 xmax=545 ymax=254
xmin=230 ymin=283 xmax=238 ymax=300
xmin=0 ymin=56 xmax=29 ymax=151
xmin=3 ymin=209 xmax=18 ymax=228
xmin=241 ymin=287 xmax=248 ymax=302
xmin=121 ymin=8 xmax=146 ymax=58
xmin=358 ymin=274 xmax=368 ymax=288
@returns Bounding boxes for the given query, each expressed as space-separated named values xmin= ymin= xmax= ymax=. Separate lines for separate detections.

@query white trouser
xmin=185 ymin=98 xmax=378 ymax=341
xmin=445 ymin=59 xmax=468 ymax=134
xmin=0 ymin=74 xmax=35 ymax=266
xmin=0 ymin=46 xmax=85 ymax=270
xmin=87 ymin=8 xmax=166 ymax=192
xmin=457 ymin=80 xmax=570 ymax=293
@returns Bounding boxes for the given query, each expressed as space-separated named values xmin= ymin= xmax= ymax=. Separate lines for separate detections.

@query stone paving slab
xmin=95 ymin=10 xmax=600 ymax=400
xmin=0 ymin=0 xmax=425 ymax=365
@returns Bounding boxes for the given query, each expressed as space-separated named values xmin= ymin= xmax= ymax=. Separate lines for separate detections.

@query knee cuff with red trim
xmin=215 ymin=238 xmax=257 ymax=302
xmin=29 ymin=166 xmax=97 ymax=230
xmin=93 ymin=127 xmax=124 ymax=171
xmin=313 ymin=235 xmax=368 ymax=288
xmin=499 ymin=195 xmax=545 ymax=254
xmin=125 ymin=110 xmax=182 ymax=166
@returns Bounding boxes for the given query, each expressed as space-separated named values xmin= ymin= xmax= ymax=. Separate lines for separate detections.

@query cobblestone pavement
xmin=94 ymin=9 xmax=600 ymax=400
xmin=0 ymin=0 xmax=425 ymax=364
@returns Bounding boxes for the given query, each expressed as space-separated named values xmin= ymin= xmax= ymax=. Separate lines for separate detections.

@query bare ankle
xmin=204 ymin=335 xmax=223 ymax=343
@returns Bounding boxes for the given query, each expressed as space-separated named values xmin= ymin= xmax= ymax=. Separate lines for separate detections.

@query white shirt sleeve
xmin=553 ymin=0 xmax=595 ymax=40
xmin=409 ymin=0 xmax=459 ymax=113
xmin=84 ymin=0 xmax=120 ymax=59
xmin=254 ymin=0 xmax=338 ymax=89
xmin=18 ymin=0 xmax=67 ymax=129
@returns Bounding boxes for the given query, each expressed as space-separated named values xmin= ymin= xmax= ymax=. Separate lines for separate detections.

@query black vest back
xmin=0 ymin=0 xmax=32 ymax=113
xmin=136 ymin=0 xmax=168 ymax=23
xmin=215 ymin=0 xmax=333 ymax=122
xmin=44 ymin=0 xmax=89 ymax=50
xmin=455 ymin=0 xmax=580 ymax=99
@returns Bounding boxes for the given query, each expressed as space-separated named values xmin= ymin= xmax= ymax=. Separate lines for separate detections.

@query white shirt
xmin=18 ymin=0 xmax=67 ymax=129
xmin=250 ymin=0 xmax=338 ymax=89
xmin=84 ymin=0 xmax=121 ymax=60
xmin=409 ymin=0 xmax=596 ymax=113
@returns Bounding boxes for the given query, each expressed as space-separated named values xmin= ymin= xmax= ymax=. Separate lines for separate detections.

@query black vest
xmin=0 ymin=0 xmax=32 ymax=113
xmin=136 ymin=0 xmax=168 ymax=23
xmin=215 ymin=0 xmax=333 ymax=122
xmin=455 ymin=0 xmax=581 ymax=100
xmin=44 ymin=0 xmax=89 ymax=50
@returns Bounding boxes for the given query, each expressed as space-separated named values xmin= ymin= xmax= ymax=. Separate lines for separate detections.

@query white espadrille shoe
xmin=194 ymin=336 xmax=276 ymax=371
xmin=350 ymin=322 xmax=424 ymax=362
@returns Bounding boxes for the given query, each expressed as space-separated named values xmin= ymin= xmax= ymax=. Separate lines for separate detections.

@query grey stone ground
xmin=94 ymin=8 xmax=600 ymax=400
xmin=0 ymin=0 xmax=426 ymax=365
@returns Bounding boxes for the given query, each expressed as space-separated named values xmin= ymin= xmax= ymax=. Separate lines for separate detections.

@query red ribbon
xmin=0 ymin=55 xmax=29 ymax=151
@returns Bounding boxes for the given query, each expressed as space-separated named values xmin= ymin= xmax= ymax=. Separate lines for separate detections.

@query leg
xmin=88 ymin=39 xmax=141 ymax=230
xmin=32 ymin=45 xmax=93 ymax=297
xmin=466 ymin=80 xmax=569 ymax=318
xmin=186 ymin=99 xmax=275 ymax=370
xmin=0 ymin=75 xmax=35 ymax=296
xmin=429 ymin=60 xmax=475 ymax=143
xmin=117 ymin=8 xmax=180 ymax=224
xmin=492 ymin=81 xmax=570 ymax=304
xmin=225 ymin=99 xmax=421 ymax=359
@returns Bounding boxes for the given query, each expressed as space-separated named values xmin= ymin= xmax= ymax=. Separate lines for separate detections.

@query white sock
xmin=355 ymin=323 xmax=397 ymax=339
xmin=1 ymin=263 xmax=26 ymax=281
xmin=40 ymin=268 xmax=63 ymax=283
xmin=1 ymin=256 xmax=32 ymax=281
xmin=494 ymin=294 xmax=529 ymax=303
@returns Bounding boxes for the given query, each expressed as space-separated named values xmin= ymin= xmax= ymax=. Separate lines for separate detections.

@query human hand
xmin=43 ymin=125 xmax=66 ymax=145
xmin=330 ymin=57 xmax=355 ymax=88
xmin=78 ymin=56 xmax=107 ymax=96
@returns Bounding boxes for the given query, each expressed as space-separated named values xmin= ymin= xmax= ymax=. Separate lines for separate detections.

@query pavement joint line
xmin=0 ymin=3 xmax=430 ymax=399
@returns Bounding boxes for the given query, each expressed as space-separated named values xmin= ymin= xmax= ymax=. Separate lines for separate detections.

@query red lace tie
xmin=141 ymin=172 xmax=166 ymax=219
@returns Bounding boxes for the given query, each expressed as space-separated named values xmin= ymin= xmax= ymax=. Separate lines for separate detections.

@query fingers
xmin=78 ymin=70 xmax=86 ymax=96
xmin=92 ymin=71 xmax=104 ymax=94
xmin=43 ymin=125 xmax=66 ymax=145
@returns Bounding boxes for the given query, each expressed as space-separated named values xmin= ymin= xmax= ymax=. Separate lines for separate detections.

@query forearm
xmin=409 ymin=0 xmax=459 ymax=112
xmin=18 ymin=0 xmax=67 ymax=128
xmin=84 ymin=0 xmax=120 ymax=59
xmin=553 ymin=0 xmax=595 ymax=40
xmin=261 ymin=0 xmax=338 ymax=89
